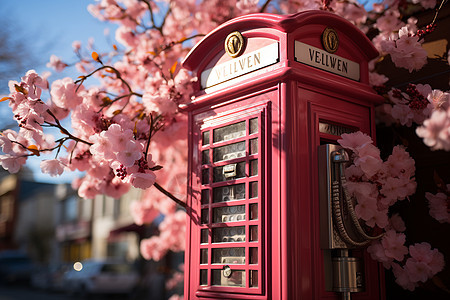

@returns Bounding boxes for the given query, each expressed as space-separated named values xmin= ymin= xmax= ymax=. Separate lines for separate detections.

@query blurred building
xmin=0 ymin=174 xmax=19 ymax=251
xmin=0 ymin=173 xmax=143 ymax=266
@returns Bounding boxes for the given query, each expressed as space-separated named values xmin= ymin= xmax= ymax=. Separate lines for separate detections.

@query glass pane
xmin=213 ymin=205 xmax=245 ymax=223
xmin=213 ymin=162 xmax=245 ymax=182
xmin=250 ymin=247 xmax=258 ymax=264
xmin=202 ymin=169 xmax=209 ymax=184
xmin=250 ymin=225 xmax=258 ymax=242
xmin=213 ymin=141 xmax=246 ymax=162
xmin=212 ymin=226 xmax=245 ymax=243
xmin=201 ymin=209 xmax=209 ymax=224
xmin=213 ymin=121 xmax=246 ymax=143
xmin=249 ymin=118 xmax=258 ymax=134
xmin=201 ymin=249 xmax=208 ymax=264
xmin=213 ymin=184 xmax=245 ymax=203
xmin=250 ymin=159 xmax=258 ymax=176
xmin=201 ymin=229 xmax=208 ymax=244
xmin=212 ymin=247 xmax=245 ymax=264
xmin=200 ymin=269 xmax=208 ymax=285
xmin=201 ymin=190 xmax=209 ymax=205
xmin=250 ymin=182 xmax=258 ymax=198
xmin=250 ymin=270 xmax=258 ymax=288
xmin=212 ymin=269 xmax=245 ymax=287
xmin=249 ymin=138 xmax=258 ymax=155
xmin=202 ymin=131 xmax=210 ymax=145
xmin=202 ymin=150 xmax=210 ymax=165
xmin=250 ymin=203 xmax=258 ymax=220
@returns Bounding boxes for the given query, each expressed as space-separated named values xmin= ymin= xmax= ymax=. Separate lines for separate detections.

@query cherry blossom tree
xmin=1 ymin=0 xmax=449 ymax=297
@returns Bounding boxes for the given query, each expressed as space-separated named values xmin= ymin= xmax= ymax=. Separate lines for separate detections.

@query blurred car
xmin=0 ymin=250 xmax=36 ymax=285
xmin=63 ymin=259 xmax=139 ymax=297
xmin=31 ymin=263 xmax=71 ymax=291
xmin=47 ymin=263 xmax=71 ymax=292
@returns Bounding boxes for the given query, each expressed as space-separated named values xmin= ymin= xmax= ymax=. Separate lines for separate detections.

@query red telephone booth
xmin=181 ymin=11 xmax=385 ymax=299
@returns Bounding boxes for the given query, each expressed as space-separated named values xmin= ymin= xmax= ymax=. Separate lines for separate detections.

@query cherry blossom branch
xmin=154 ymin=182 xmax=186 ymax=209
xmin=75 ymin=64 xmax=134 ymax=94
xmin=45 ymin=109 xmax=93 ymax=146
xmin=144 ymin=114 xmax=164 ymax=160
xmin=259 ymin=0 xmax=272 ymax=12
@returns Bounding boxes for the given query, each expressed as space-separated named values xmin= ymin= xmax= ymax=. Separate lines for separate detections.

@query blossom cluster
xmin=426 ymin=184 xmax=450 ymax=224
xmin=338 ymin=132 xmax=445 ymax=290
xmin=1 ymin=71 xmax=55 ymax=173
xmin=375 ymin=84 xmax=450 ymax=152
xmin=140 ymin=210 xmax=186 ymax=261
xmin=338 ymin=132 xmax=416 ymax=229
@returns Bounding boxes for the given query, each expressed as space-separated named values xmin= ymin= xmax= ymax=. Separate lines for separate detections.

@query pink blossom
xmin=426 ymin=192 xmax=450 ymax=223
xmin=50 ymin=77 xmax=83 ymax=109
xmin=365 ymin=209 xmax=389 ymax=229
xmin=142 ymin=90 xmax=178 ymax=115
xmin=77 ymin=179 xmax=101 ymax=199
xmin=72 ymin=41 xmax=81 ymax=51
xmin=89 ymin=132 xmax=115 ymax=162
xmin=405 ymin=259 xmax=432 ymax=283
xmin=103 ymin=124 xmax=135 ymax=152
xmin=331 ymin=0 xmax=367 ymax=25
xmin=389 ymin=27 xmax=428 ymax=72
xmin=22 ymin=70 xmax=48 ymax=92
xmin=391 ymin=104 xmax=414 ymax=126
xmin=380 ymin=176 xmax=416 ymax=205
xmin=0 ymin=155 xmax=27 ymax=174
xmin=369 ymin=72 xmax=389 ymax=87
xmin=236 ymin=0 xmax=259 ymax=13
xmin=104 ymin=177 xmax=131 ymax=198
xmin=416 ymin=107 xmax=450 ymax=151
xmin=380 ymin=230 xmax=408 ymax=261
xmin=129 ymin=171 xmax=156 ymax=189
xmin=392 ymin=263 xmax=417 ymax=291
xmin=406 ymin=243 xmax=445 ymax=281
xmin=375 ymin=9 xmax=404 ymax=33
xmin=348 ymin=182 xmax=379 ymax=222
xmin=427 ymin=90 xmax=449 ymax=110
xmin=368 ymin=241 xmax=393 ymax=267
xmin=140 ymin=237 xmax=168 ymax=261
xmin=354 ymin=152 xmax=383 ymax=178
xmin=388 ymin=214 xmax=406 ymax=232
xmin=344 ymin=164 xmax=365 ymax=182
xmin=40 ymin=159 xmax=65 ymax=177
xmin=140 ymin=210 xmax=186 ymax=261
xmin=411 ymin=0 xmax=436 ymax=9
xmin=116 ymin=140 xmax=142 ymax=167
xmin=386 ymin=146 xmax=415 ymax=179
xmin=46 ymin=55 xmax=67 ymax=72
xmin=0 ymin=133 xmax=13 ymax=154
xmin=338 ymin=132 xmax=373 ymax=152
xmin=130 ymin=201 xmax=160 ymax=225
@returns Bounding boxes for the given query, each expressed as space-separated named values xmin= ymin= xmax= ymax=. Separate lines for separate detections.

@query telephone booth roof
xmin=183 ymin=10 xmax=378 ymax=72
xmin=181 ymin=10 xmax=381 ymax=108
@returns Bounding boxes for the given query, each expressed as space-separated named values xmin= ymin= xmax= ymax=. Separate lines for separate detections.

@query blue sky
xmin=0 ymin=0 xmax=117 ymax=183
xmin=1 ymin=0 xmax=118 ymax=80
xmin=1 ymin=0 xmax=378 ymax=183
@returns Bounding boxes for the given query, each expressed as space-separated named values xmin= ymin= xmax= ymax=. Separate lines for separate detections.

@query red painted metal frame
xmin=182 ymin=10 xmax=385 ymax=300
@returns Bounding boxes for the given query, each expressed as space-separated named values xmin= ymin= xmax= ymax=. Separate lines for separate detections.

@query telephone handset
xmin=319 ymin=144 xmax=383 ymax=299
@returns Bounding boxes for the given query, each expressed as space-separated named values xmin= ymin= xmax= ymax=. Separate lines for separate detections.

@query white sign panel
xmin=201 ymin=43 xmax=279 ymax=89
xmin=295 ymin=41 xmax=360 ymax=81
